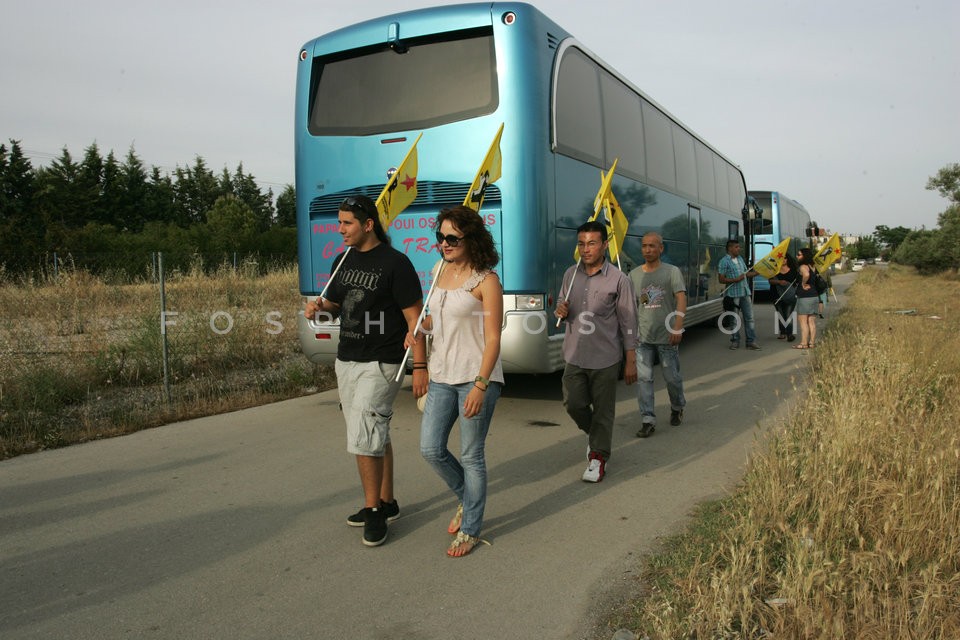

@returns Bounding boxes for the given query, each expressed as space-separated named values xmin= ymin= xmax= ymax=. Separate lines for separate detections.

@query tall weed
xmin=0 ymin=264 xmax=333 ymax=458
xmin=619 ymin=265 xmax=960 ymax=638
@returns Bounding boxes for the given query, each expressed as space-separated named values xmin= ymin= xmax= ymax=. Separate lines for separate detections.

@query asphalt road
xmin=0 ymin=275 xmax=851 ymax=640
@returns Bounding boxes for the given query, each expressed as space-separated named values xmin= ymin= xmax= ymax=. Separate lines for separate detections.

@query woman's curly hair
xmin=437 ymin=205 xmax=500 ymax=272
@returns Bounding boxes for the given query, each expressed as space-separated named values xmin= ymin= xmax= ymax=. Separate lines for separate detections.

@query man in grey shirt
xmin=629 ymin=232 xmax=687 ymax=437
xmin=555 ymin=221 xmax=638 ymax=483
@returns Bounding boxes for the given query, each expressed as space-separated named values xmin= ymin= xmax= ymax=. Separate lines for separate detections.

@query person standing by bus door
xmin=303 ymin=194 xmax=427 ymax=548
xmin=555 ymin=221 xmax=637 ymax=483
xmin=718 ymin=239 xmax=760 ymax=350
xmin=630 ymin=232 xmax=687 ymax=438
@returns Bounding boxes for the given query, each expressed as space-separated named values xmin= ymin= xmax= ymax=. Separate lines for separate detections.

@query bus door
xmin=689 ymin=205 xmax=706 ymax=304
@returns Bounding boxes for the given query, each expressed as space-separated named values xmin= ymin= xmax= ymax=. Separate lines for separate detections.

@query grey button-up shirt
xmin=560 ymin=260 xmax=638 ymax=370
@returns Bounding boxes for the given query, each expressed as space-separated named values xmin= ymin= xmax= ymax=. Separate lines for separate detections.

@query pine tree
xmin=118 ymin=147 xmax=149 ymax=231
xmin=232 ymin=163 xmax=273 ymax=231
xmin=0 ymin=140 xmax=42 ymax=267
xmin=78 ymin=142 xmax=105 ymax=226
xmin=275 ymin=184 xmax=296 ymax=227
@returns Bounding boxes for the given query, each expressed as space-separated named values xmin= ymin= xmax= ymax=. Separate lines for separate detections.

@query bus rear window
xmin=308 ymin=29 xmax=498 ymax=136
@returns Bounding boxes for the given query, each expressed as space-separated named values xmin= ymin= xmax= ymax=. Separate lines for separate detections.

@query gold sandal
xmin=447 ymin=503 xmax=463 ymax=534
xmin=447 ymin=530 xmax=488 ymax=558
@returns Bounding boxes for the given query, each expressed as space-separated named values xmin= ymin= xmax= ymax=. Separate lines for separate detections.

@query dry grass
xmin=0 ymin=263 xmax=334 ymax=458
xmin=613 ymin=265 xmax=960 ymax=638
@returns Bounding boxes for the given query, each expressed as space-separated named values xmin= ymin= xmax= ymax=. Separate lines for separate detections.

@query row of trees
xmin=0 ymin=139 xmax=297 ymax=276
xmin=890 ymin=164 xmax=960 ymax=273
xmin=843 ymin=164 xmax=959 ymax=272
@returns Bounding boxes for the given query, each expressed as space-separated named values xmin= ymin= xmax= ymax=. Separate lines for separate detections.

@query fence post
xmin=158 ymin=252 xmax=171 ymax=402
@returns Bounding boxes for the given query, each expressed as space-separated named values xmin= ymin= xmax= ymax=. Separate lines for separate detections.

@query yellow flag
xmin=574 ymin=159 xmax=619 ymax=261
xmin=464 ymin=123 xmax=503 ymax=212
xmin=603 ymin=189 xmax=629 ymax=264
xmin=375 ymin=132 xmax=422 ymax=229
xmin=814 ymin=232 xmax=842 ymax=271
xmin=752 ymin=237 xmax=791 ymax=279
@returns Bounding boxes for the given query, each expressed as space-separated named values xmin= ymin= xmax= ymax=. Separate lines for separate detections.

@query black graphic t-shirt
xmin=325 ymin=243 xmax=422 ymax=363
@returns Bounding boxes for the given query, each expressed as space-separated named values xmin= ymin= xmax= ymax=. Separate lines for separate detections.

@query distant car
xmin=852 ymin=259 xmax=865 ymax=272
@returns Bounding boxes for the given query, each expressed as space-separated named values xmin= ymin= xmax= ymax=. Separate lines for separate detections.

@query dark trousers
xmin=561 ymin=361 xmax=620 ymax=461
xmin=774 ymin=300 xmax=797 ymax=336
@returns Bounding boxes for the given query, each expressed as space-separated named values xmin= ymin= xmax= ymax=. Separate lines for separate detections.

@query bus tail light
xmin=502 ymin=12 xmax=517 ymax=25
xmin=513 ymin=294 xmax=544 ymax=310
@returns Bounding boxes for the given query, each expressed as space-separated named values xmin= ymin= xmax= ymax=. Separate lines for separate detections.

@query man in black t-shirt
xmin=304 ymin=195 xmax=426 ymax=547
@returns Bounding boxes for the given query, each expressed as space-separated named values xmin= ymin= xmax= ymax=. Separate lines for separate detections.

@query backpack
xmin=812 ymin=268 xmax=829 ymax=295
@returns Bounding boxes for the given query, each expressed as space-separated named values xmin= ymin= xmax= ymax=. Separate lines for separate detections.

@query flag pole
xmin=772 ymin=282 xmax=792 ymax=306
xmin=395 ymin=259 xmax=445 ymax=381
xmin=556 ymin=260 xmax=581 ymax=328
xmin=316 ymin=248 xmax=350 ymax=302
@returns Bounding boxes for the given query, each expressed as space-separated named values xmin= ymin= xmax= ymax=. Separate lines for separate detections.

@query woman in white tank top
xmin=412 ymin=205 xmax=503 ymax=558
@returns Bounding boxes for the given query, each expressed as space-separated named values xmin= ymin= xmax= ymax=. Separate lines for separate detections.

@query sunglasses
xmin=340 ymin=197 xmax=371 ymax=216
xmin=435 ymin=231 xmax=465 ymax=247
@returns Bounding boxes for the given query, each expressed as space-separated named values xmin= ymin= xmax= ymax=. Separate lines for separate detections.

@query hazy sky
xmin=3 ymin=0 xmax=957 ymax=235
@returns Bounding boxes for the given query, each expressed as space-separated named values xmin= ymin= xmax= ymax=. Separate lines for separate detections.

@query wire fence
xmin=0 ymin=250 xmax=298 ymax=284
xmin=0 ymin=253 xmax=328 ymax=457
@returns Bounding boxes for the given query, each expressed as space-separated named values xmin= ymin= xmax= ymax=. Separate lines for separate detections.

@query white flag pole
xmin=555 ymin=260 xmax=581 ymax=328
xmin=395 ymin=260 xmax=446 ymax=382
xmin=317 ymin=247 xmax=350 ymax=301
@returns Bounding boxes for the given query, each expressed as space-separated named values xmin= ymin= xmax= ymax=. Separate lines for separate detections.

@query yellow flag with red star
xmin=375 ymin=132 xmax=421 ymax=230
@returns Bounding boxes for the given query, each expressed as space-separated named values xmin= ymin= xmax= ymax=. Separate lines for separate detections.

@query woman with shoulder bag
xmin=794 ymin=248 xmax=823 ymax=349
xmin=768 ymin=252 xmax=799 ymax=342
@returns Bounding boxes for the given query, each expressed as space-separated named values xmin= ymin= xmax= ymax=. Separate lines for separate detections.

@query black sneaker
xmin=347 ymin=499 xmax=399 ymax=527
xmin=636 ymin=423 xmax=655 ymax=438
xmin=362 ymin=507 xmax=388 ymax=547
xmin=670 ymin=409 xmax=684 ymax=426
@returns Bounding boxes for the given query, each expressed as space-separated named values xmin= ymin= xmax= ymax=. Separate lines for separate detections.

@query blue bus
xmin=746 ymin=190 xmax=811 ymax=293
xmin=296 ymin=2 xmax=752 ymax=373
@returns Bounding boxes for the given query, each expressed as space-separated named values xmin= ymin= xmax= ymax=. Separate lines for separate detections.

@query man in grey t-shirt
xmin=628 ymin=232 xmax=687 ymax=437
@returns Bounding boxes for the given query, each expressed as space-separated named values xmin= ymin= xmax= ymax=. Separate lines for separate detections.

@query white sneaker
xmin=581 ymin=454 xmax=606 ymax=482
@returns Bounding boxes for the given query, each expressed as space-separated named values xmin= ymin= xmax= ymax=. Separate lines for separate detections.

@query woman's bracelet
xmin=474 ymin=383 xmax=487 ymax=392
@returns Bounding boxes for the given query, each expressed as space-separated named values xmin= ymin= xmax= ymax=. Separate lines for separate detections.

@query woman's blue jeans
xmin=420 ymin=380 xmax=502 ymax=537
